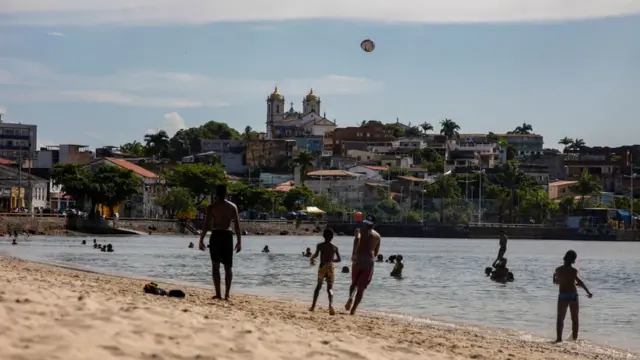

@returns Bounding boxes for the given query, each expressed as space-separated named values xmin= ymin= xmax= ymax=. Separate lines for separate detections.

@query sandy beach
xmin=0 ymin=255 xmax=635 ymax=360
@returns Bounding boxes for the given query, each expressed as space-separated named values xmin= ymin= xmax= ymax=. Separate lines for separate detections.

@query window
xmin=21 ymin=129 xmax=29 ymax=136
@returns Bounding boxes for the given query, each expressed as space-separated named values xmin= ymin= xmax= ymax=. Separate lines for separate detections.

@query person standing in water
xmin=309 ymin=228 xmax=342 ymax=315
xmin=345 ymin=215 xmax=381 ymax=315
xmin=553 ymin=250 xmax=593 ymax=343
xmin=496 ymin=230 xmax=508 ymax=261
xmin=198 ymin=184 xmax=242 ymax=300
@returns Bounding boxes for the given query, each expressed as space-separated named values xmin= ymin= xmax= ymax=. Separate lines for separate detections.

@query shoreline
xmin=1 ymin=254 xmax=636 ymax=360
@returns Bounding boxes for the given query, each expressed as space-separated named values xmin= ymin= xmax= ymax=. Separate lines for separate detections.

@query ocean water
xmin=2 ymin=235 xmax=640 ymax=354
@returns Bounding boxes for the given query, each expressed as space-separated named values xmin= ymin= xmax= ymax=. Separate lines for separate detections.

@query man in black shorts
xmin=198 ymin=184 xmax=242 ymax=300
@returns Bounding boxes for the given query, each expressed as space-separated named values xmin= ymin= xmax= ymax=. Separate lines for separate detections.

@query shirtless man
xmin=553 ymin=250 xmax=593 ymax=342
xmin=309 ymin=228 xmax=342 ymax=315
xmin=345 ymin=215 xmax=381 ymax=315
xmin=496 ymin=230 xmax=508 ymax=261
xmin=198 ymin=184 xmax=242 ymax=300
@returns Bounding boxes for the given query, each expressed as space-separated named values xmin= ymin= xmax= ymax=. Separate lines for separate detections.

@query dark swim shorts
xmin=209 ymin=229 xmax=234 ymax=267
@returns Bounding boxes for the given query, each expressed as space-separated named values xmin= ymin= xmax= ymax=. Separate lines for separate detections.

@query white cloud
xmin=160 ymin=112 xmax=188 ymax=136
xmin=46 ymin=32 xmax=65 ymax=37
xmin=1 ymin=1 xmax=639 ymax=26
xmin=0 ymin=57 xmax=382 ymax=108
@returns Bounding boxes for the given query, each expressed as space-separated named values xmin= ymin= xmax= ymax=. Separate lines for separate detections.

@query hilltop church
xmin=265 ymin=87 xmax=337 ymax=139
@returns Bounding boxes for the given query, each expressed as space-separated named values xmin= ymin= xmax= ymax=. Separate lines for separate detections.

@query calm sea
xmin=3 ymin=235 xmax=640 ymax=353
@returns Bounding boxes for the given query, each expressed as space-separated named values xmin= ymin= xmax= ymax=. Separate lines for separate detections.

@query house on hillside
xmin=0 ymin=164 xmax=48 ymax=212
xmin=85 ymin=157 xmax=163 ymax=218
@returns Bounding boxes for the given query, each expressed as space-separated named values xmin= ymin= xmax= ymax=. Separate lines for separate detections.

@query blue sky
xmin=1 ymin=1 xmax=640 ymax=149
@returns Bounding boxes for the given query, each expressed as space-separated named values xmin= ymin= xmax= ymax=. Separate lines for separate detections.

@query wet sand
xmin=0 ymin=254 xmax=635 ymax=360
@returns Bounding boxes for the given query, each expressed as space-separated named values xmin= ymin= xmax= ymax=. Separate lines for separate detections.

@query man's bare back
xmin=317 ymin=242 xmax=339 ymax=264
xmin=353 ymin=227 xmax=381 ymax=265
xmin=554 ymin=265 xmax=579 ymax=294
xmin=208 ymin=200 xmax=238 ymax=230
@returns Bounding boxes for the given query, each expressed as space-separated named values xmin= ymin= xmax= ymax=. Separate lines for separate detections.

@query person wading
xmin=345 ymin=215 xmax=381 ymax=315
xmin=199 ymin=184 xmax=242 ymax=300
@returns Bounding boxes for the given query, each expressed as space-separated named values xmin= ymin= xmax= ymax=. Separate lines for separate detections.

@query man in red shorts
xmin=345 ymin=215 xmax=381 ymax=315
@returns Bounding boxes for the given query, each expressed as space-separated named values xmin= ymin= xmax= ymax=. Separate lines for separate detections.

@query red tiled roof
xmin=364 ymin=165 xmax=388 ymax=171
xmin=272 ymin=181 xmax=294 ymax=192
xmin=104 ymin=157 xmax=158 ymax=178
xmin=0 ymin=157 xmax=15 ymax=165
xmin=396 ymin=175 xmax=426 ymax=182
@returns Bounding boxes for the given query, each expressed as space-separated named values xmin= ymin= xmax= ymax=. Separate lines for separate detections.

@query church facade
xmin=265 ymin=87 xmax=337 ymax=140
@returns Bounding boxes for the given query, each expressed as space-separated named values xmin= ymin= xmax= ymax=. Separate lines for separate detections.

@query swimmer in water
xmin=345 ymin=215 xmax=381 ymax=315
xmin=303 ymin=247 xmax=312 ymax=257
xmin=309 ymin=228 xmax=341 ymax=315
xmin=553 ymin=250 xmax=593 ymax=343
xmin=262 ymin=245 xmax=270 ymax=253
xmin=490 ymin=258 xmax=509 ymax=282
xmin=390 ymin=255 xmax=403 ymax=278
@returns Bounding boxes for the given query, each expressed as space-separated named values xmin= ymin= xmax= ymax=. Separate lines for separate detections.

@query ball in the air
xmin=360 ymin=39 xmax=375 ymax=52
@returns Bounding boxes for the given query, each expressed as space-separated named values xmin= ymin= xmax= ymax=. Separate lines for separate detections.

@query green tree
xmin=120 ymin=141 xmax=145 ymax=156
xmin=374 ymin=199 xmax=401 ymax=218
xmin=144 ymin=130 xmax=170 ymax=158
xmin=154 ymin=187 xmax=195 ymax=216
xmin=570 ymin=169 xmax=602 ymax=208
xmin=404 ymin=126 xmax=422 ymax=138
xmin=294 ymin=151 xmax=315 ymax=184
xmin=91 ymin=166 xmax=142 ymax=216
xmin=383 ymin=167 xmax=409 ymax=181
xmin=508 ymin=123 xmax=533 ymax=135
xmin=166 ymin=121 xmax=242 ymax=160
xmin=424 ymin=174 xmax=461 ymax=222
xmin=439 ymin=119 xmax=460 ymax=139
xmin=50 ymin=164 xmax=94 ymax=209
xmin=420 ymin=122 xmax=434 ymax=135
xmin=383 ymin=123 xmax=405 ymax=138
xmin=558 ymin=137 xmax=572 ymax=152
xmin=163 ymin=163 xmax=227 ymax=204
xmin=282 ymin=186 xmax=313 ymax=211
xmin=568 ymin=138 xmax=586 ymax=151
xmin=492 ymin=161 xmax=529 ymax=222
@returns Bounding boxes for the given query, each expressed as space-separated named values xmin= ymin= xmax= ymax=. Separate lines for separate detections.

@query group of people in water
xmin=193 ymin=183 xmax=593 ymax=342
xmin=84 ymin=239 xmax=114 ymax=252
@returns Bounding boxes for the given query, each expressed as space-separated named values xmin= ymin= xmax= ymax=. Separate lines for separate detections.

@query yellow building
xmin=0 ymin=187 xmax=25 ymax=212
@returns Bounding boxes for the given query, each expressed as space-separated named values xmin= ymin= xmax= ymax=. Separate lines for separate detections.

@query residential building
xmin=330 ymin=121 xmax=395 ymax=155
xmin=459 ymin=133 xmax=544 ymax=157
xmin=345 ymin=149 xmax=382 ymax=163
xmin=301 ymin=170 xmax=367 ymax=208
xmin=200 ymin=139 xmax=244 ymax=153
xmin=380 ymin=155 xmax=414 ymax=169
xmin=265 ymin=88 xmax=337 ymax=139
xmin=85 ymin=157 xmax=162 ymax=218
xmin=0 ymin=164 xmax=48 ymax=211
xmin=182 ymin=150 xmax=247 ymax=174
xmin=294 ymin=136 xmax=323 ymax=153
xmin=36 ymin=144 xmax=94 ymax=169
xmin=391 ymin=137 xmax=426 ymax=150
xmin=95 ymin=146 xmax=126 ymax=158
xmin=548 ymin=180 xmax=578 ymax=200
xmin=0 ymin=187 xmax=24 ymax=212
xmin=260 ymin=173 xmax=293 ymax=187
xmin=321 ymin=156 xmax=357 ymax=169
xmin=520 ymin=149 xmax=566 ymax=181
xmin=563 ymin=146 xmax=634 ymax=193
xmin=246 ymin=137 xmax=295 ymax=168
xmin=0 ymin=117 xmax=38 ymax=161
xmin=348 ymin=165 xmax=388 ymax=180
xmin=519 ymin=164 xmax=550 ymax=185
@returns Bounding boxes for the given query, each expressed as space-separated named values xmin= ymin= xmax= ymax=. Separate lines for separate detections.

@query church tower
xmin=302 ymin=89 xmax=320 ymax=114
xmin=266 ymin=87 xmax=285 ymax=139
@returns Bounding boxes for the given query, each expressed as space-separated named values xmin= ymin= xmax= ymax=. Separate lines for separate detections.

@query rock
xmin=279 ymin=230 xmax=290 ymax=236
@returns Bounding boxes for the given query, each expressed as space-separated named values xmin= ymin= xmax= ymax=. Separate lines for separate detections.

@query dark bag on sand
xmin=143 ymin=282 xmax=167 ymax=296
xmin=168 ymin=289 xmax=186 ymax=298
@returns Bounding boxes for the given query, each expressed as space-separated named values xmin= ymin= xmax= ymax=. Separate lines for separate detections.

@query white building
xmin=266 ymin=88 xmax=338 ymax=139
xmin=391 ymin=137 xmax=426 ymax=150
xmin=348 ymin=165 xmax=388 ymax=180
xmin=0 ymin=164 xmax=48 ymax=211
xmin=299 ymin=169 xmax=367 ymax=208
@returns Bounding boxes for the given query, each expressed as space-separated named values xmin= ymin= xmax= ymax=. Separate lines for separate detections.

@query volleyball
xmin=360 ymin=39 xmax=375 ymax=52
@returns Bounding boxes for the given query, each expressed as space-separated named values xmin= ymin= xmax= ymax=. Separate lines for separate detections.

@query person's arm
xmin=310 ymin=244 xmax=320 ymax=264
xmin=232 ymin=204 xmax=242 ymax=252
xmin=576 ymin=272 xmax=593 ymax=297
xmin=373 ymin=235 xmax=381 ymax=257
xmin=334 ymin=246 xmax=342 ymax=263
xmin=553 ymin=271 xmax=558 ymax=284
xmin=198 ymin=206 xmax=212 ymax=246
xmin=351 ymin=229 xmax=361 ymax=260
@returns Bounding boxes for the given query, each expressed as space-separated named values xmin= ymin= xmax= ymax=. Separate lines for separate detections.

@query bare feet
xmin=555 ymin=339 xmax=562 ymax=343
xmin=309 ymin=306 xmax=315 ymax=312
xmin=345 ymin=298 xmax=353 ymax=311
xmin=329 ymin=306 xmax=336 ymax=315
xmin=212 ymin=295 xmax=223 ymax=300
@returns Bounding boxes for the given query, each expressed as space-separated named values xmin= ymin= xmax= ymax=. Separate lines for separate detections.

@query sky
xmin=1 ymin=1 xmax=640 ymax=150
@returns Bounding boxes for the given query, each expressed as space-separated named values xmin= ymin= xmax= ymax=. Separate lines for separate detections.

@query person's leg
xmin=569 ymin=300 xmax=580 ymax=340
xmin=212 ymin=262 xmax=222 ymax=299
xmin=556 ymin=299 xmax=569 ymax=342
xmin=350 ymin=267 xmax=373 ymax=315
xmin=222 ymin=235 xmax=234 ymax=301
xmin=223 ymin=265 xmax=233 ymax=300
xmin=345 ymin=267 xmax=360 ymax=311
xmin=310 ymin=280 xmax=322 ymax=311
xmin=327 ymin=266 xmax=335 ymax=315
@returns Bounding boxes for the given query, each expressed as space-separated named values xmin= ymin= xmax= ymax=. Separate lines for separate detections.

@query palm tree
xmin=569 ymin=138 xmax=586 ymax=151
xmin=558 ymin=137 xmax=572 ymax=152
xmin=294 ymin=151 xmax=315 ymax=184
xmin=143 ymin=130 xmax=170 ymax=158
xmin=494 ymin=162 xmax=528 ymax=222
xmin=243 ymin=126 xmax=253 ymax=140
xmin=404 ymin=126 xmax=422 ymax=138
xmin=508 ymin=123 xmax=533 ymax=135
xmin=439 ymin=119 xmax=460 ymax=139
xmin=119 ymin=141 xmax=145 ymax=156
xmin=420 ymin=122 xmax=434 ymax=135
xmin=570 ymin=169 xmax=602 ymax=208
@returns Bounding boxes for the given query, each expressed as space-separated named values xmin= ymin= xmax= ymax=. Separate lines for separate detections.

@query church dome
xmin=268 ymin=87 xmax=284 ymax=101
xmin=304 ymin=89 xmax=318 ymax=102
